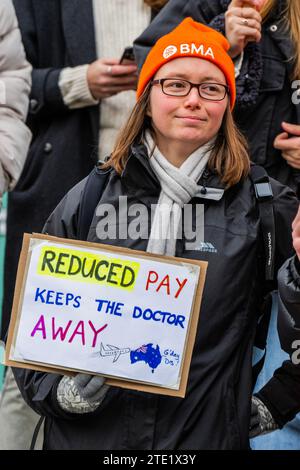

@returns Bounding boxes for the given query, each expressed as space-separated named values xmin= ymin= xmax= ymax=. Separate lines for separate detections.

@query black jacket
xmin=134 ymin=0 xmax=300 ymax=195
xmin=13 ymin=143 xmax=300 ymax=450
xmin=277 ymin=255 xmax=300 ymax=355
xmin=1 ymin=0 xmax=158 ymax=340
xmin=255 ymin=256 xmax=300 ymax=426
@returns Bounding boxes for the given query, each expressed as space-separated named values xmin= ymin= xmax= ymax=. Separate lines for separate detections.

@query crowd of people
xmin=0 ymin=0 xmax=300 ymax=451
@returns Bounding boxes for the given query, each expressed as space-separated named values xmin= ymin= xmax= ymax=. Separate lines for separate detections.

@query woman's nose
xmin=184 ymin=87 xmax=201 ymax=107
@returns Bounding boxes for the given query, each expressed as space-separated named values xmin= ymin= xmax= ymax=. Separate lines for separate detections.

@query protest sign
xmin=5 ymin=234 xmax=207 ymax=397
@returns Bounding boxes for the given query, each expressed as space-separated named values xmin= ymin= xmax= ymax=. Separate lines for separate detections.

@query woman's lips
xmin=176 ymin=115 xmax=206 ymax=122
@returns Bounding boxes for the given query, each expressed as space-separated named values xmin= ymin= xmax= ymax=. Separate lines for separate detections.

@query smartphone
xmin=119 ymin=46 xmax=135 ymax=64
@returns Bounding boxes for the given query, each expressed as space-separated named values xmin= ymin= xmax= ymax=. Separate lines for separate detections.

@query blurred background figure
xmin=0 ymin=0 xmax=31 ymax=207
xmin=0 ymin=0 xmax=31 ymax=449
xmin=0 ymin=0 xmax=168 ymax=450
xmin=134 ymin=0 xmax=300 ymax=449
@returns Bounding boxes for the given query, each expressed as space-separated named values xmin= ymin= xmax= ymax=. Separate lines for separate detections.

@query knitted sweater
xmin=59 ymin=0 xmax=151 ymax=161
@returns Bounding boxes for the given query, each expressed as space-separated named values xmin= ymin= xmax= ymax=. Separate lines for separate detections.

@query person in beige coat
xmin=0 ymin=0 xmax=31 ymax=207
xmin=0 ymin=0 xmax=31 ymax=451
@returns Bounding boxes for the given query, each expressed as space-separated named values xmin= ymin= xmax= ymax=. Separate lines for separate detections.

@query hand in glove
xmin=249 ymin=395 xmax=279 ymax=438
xmin=57 ymin=373 xmax=110 ymax=414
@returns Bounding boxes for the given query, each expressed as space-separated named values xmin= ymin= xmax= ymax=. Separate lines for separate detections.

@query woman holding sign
xmin=13 ymin=18 xmax=300 ymax=449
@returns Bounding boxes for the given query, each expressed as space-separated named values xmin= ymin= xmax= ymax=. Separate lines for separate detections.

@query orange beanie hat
xmin=137 ymin=17 xmax=236 ymax=110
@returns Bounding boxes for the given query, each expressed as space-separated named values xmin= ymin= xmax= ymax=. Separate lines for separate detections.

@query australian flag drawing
xmin=130 ymin=343 xmax=162 ymax=373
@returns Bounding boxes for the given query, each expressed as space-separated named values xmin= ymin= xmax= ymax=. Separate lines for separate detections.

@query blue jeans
xmin=251 ymin=293 xmax=300 ymax=449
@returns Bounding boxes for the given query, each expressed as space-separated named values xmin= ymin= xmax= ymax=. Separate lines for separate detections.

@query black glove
xmin=249 ymin=395 xmax=279 ymax=438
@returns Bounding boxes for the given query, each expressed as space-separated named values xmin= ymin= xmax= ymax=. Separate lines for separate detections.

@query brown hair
xmin=143 ymin=0 xmax=169 ymax=10
xmin=260 ymin=0 xmax=275 ymax=18
xmin=103 ymin=85 xmax=250 ymax=188
xmin=208 ymin=107 xmax=250 ymax=186
xmin=261 ymin=0 xmax=300 ymax=80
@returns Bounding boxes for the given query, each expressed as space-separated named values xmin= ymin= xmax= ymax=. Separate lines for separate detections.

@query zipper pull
xmin=200 ymin=169 xmax=209 ymax=195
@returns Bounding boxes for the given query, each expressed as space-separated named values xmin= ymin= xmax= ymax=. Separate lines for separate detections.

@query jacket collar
xmin=61 ymin=0 xmax=97 ymax=66
xmin=120 ymin=142 xmax=226 ymax=201
xmin=268 ymin=0 xmax=287 ymax=20
xmin=121 ymin=143 xmax=160 ymax=197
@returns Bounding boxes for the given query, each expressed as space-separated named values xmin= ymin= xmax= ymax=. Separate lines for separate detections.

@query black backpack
xmin=77 ymin=162 xmax=275 ymax=385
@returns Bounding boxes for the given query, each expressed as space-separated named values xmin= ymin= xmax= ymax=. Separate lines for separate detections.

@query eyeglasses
xmin=151 ymin=78 xmax=229 ymax=101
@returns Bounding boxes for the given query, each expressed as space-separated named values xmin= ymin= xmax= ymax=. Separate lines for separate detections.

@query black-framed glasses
xmin=151 ymin=78 xmax=229 ymax=101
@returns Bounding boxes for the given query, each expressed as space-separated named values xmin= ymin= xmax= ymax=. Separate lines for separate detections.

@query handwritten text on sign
xmin=12 ymin=240 xmax=200 ymax=389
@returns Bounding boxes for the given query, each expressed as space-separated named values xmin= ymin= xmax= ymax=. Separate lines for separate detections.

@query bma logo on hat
xmin=163 ymin=45 xmax=177 ymax=59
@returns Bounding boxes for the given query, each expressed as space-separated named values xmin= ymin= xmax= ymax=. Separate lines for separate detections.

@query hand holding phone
xmin=87 ymin=56 xmax=137 ymax=100
xmin=120 ymin=47 xmax=135 ymax=65
xmin=226 ymin=0 xmax=263 ymax=57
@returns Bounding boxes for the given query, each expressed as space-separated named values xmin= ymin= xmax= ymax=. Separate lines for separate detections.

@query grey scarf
xmin=144 ymin=131 xmax=214 ymax=256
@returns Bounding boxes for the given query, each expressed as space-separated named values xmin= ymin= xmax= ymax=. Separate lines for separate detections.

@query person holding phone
xmin=0 ymin=0 xmax=32 ymax=209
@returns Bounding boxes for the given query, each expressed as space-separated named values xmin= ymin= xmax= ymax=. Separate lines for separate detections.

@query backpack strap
xmin=78 ymin=163 xmax=111 ymax=241
xmin=30 ymin=415 xmax=45 ymax=450
xmin=249 ymin=164 xmax=275 ymax=281
xmin=249 ymin=165 xmax=275 ymax=385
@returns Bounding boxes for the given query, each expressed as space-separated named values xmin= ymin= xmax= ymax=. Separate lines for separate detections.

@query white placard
xmin=10 ymin=239 xmax=200 ymax=390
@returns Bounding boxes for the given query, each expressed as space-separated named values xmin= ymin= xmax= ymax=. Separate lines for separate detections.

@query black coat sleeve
xmin=12 ymin=368 xmax=69 ymax=419
xmin=258 ymin=254 xmax=300 ymax=427
xmin=13 ymin=0 xmax=68 ymax=119
xmin=272 ymin=181 xmax=299 ymax=278
xmin=256 ymin=360 xmax=300 ymax=427
xmin=43 ymin=177 xmax=88 ymax=239
xmin=277 ymin=256 xmax=300 ymax=355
